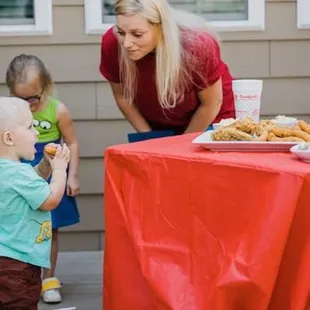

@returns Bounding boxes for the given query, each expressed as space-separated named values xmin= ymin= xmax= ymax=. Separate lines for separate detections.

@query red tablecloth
xmin=104 ymin=133 xmax=310 ymax=310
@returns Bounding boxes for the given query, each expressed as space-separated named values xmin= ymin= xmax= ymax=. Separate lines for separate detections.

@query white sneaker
xmin=41 ymin=277 xmax=62 ymax=304
xmin=42 ymin=288 xmax=62 ymax=303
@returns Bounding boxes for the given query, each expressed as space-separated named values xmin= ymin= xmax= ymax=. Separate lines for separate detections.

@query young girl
xmin=6 ymin=54 xmax=80 ymax=304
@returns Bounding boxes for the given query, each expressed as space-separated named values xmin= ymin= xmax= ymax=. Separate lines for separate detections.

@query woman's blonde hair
xmin=115 ymin=0 xmax=218 ymax=109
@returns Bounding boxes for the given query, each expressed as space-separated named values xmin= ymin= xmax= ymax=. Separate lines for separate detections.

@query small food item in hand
xmin=212 ymin=127 xmax=253 ymax=141
xmin=44 ymin=145 xmax=57 ymax=156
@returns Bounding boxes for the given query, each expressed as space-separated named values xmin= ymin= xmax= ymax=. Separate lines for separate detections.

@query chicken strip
xmin=212 ymin=127 xmax=253 ymax=141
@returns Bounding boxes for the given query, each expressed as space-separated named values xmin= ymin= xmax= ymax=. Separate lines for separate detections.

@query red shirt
xmin=100 ymin=27 xmax=235 ymax=133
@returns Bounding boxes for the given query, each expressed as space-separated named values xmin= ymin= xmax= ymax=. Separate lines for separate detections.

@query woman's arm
xmin=57 ymin=103 xmax=80 ymax=196
xmin=110 ymin=82 xmax=152 ymax=132
xmin=184 ymin=79 xmax=223 ymax=134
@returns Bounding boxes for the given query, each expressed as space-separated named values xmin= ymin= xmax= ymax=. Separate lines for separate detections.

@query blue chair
xmin=127 ymin=130 xmax=175 ymax=143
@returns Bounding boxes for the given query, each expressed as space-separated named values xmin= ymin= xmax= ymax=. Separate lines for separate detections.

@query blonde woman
xmin=100 ymin=0 xmax=235 ymax=139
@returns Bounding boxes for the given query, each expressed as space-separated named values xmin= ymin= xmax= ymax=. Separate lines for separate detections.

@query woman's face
xmin=116 ymin=13 xmax=158 ymax=61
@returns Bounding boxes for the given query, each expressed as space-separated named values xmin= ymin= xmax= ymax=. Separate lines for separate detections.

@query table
xmin=103 ymin=133 xmax=310 ymax=310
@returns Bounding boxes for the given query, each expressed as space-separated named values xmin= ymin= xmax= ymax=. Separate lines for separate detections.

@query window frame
xmin=297 ymin=0 xmax=310 ymax=29
xmin=0 ymin=0 xmax=53 ymax=36
xmin=84 ymin=0 xmax=265 ymax=34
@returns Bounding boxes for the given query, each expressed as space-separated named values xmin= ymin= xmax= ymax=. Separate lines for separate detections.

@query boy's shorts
xmin=0 ymin=256 xmax=41 ymax=310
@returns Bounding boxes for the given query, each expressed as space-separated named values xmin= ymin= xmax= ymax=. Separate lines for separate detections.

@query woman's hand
xmin=184 ymin=79 xmax=223 ymax=133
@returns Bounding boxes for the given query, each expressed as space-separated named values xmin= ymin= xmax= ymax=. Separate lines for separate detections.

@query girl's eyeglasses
xmin=18 ymin=89 xmax=44 ymax=104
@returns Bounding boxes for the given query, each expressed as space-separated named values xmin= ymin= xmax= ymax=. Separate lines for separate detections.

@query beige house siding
xmin=0 ymin=0 xmax=309 ymax=251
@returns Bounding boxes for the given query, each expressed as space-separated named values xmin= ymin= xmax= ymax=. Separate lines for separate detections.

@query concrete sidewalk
xmin=39 ymin=251 xmax=103 ymax=310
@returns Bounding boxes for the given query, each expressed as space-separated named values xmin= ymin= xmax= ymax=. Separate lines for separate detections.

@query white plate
xmin=192 ymin=131 xmax=299 ymax=152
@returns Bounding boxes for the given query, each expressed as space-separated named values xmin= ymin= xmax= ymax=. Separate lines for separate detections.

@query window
xmin=0 ymin=0 xmax=52 ymax=36
xmin=84 ymin=0 xmax=265 ymax=34
xmin=297 ymin=0 xmax=310 ymax=29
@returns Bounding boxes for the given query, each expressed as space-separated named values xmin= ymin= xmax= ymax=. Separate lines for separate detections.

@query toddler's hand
xmin=50 ymin=144 xmax=70 ymax=171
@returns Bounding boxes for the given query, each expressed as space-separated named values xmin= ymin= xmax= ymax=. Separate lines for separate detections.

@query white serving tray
xmin=192 ymin=131 xmax=299 ymax=152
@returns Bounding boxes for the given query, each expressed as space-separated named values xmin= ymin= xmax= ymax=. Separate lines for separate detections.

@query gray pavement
xmin=39 ymin=251 xmax=103 ymax=310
